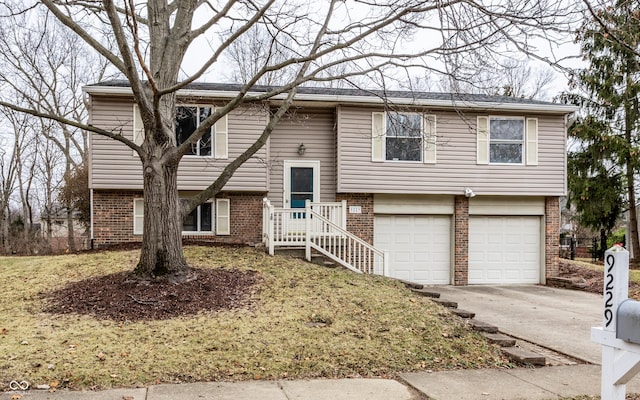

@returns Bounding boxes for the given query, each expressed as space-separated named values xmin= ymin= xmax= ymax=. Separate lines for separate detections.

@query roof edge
xmin=83 ymin=83 xmax=578 ymax=114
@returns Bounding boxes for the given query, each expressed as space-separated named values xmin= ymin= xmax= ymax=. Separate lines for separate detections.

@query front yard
xmin=0 ymin=246 xmax=507 ymax=391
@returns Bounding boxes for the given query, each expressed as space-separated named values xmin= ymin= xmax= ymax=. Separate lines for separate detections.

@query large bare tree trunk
xmin=133 ymin=159 xmax=191 ymax=281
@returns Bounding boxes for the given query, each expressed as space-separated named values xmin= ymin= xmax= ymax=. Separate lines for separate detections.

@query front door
xmin=283 ymin=160 xmax=320 ymax=232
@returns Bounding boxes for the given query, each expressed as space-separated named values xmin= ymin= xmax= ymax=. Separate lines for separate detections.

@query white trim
xmin=134 ymin=198 xmax=218 ymax=235
xmin=176 ymin=105 xmax=215 ymax=158
xmin=488 ymin=116 xmax=525 ymax=165
xmin=214 ymin=110 xmax=228 ymax=159
xmin=476 ymin=116 xmax=489 ymax=165
xmin=133 ymin=198 xmax=144 ymax=235
xmin=371 ymin=112 xmax=385 ymax=162
xmin=90 ymin=188 xmax=94 ymax=240
xmin=526 ymin=117 xmax=539 ymax=166
xmin=216 ymin=198 xmax=230 ymax=235
xmin=283 ymin=160 xmax=321 ymax=208
xmin=423 ymin=114 xmax=437 ymax=164
xmin=182 ymin=200 xmax=214 ymax=234
xmin=85 ymin=85 xmax=578 ymax=114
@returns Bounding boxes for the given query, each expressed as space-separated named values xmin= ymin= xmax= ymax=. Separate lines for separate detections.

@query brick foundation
xmin=454 ymin=195 xmax=469 ymax=286
xmin=92 ymin=190 xmax=264 ymax=247
xmin=336 ymin=193 xmax=374 ymax=244
xmin=544 ymin=196 xmax=560 ymax=281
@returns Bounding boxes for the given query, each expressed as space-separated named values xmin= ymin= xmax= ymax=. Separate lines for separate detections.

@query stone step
xmin=451 ymin=309 xmax=475 ymax=319
xmin=501 ymin=346 xmax=546 ymax=366
xmin=401 ymin=280 xmax=424 ymax=290
xmin=432 ymin=299 xmax=458 ymax=308
xmin=483 ymin=333 xmax=516 ymax=347
xmin=410 ymin=289 xmax=440 ymax=298
xmin=311 ymin=256 xmax=337 ymax=268
xmin=467 ymin=320 xmax=499 ymax=333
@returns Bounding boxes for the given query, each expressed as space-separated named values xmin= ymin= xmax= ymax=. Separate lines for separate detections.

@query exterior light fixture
xmin=464 ymin=187 xmax=476 ymax=198
xmin=298 ymin=143 xmax=306 ymax=156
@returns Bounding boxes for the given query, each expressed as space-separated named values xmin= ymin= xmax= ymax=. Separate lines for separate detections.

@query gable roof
xmin=84 ymin=80 xmax=577 ymax=114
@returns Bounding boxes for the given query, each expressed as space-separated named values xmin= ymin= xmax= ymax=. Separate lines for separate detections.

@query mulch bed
xmin=40 ymin=268 xmax=260 ymax=322
xmin=552 ymin=259 xmax=640 ymax=298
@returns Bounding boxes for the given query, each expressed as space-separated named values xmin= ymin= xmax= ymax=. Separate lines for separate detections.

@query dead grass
xmin=0 ymin=246 xmax=507 ymax=391
xmin=573 ymin=257 xmax=640 ymax=285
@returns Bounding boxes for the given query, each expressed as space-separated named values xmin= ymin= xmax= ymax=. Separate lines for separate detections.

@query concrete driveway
xmin=430 ymin=285 xmax=603 ymax=364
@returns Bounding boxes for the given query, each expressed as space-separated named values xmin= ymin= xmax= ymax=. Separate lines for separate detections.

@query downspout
xmin=90 ymin=188 xmax=94 ymax=249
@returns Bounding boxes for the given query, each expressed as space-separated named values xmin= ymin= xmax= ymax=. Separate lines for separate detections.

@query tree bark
xmin=133 ymin=157 xmax=192 ymax=282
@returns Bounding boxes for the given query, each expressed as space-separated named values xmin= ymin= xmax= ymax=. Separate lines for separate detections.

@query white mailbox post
xmin=591 ymin=245 xmax=640 ymax=399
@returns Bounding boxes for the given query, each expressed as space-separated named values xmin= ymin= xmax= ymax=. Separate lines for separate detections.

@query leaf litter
xmin=0 ymin=245 xmax=507 ymax=391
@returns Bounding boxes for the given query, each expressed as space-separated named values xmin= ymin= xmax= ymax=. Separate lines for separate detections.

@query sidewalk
xmin=3 ymin=365 xmax=640 ymax=400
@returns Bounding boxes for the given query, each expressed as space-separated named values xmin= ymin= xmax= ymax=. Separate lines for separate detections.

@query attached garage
xmin=371 ymin=195 xmax=546 ymax=286
xmin=374 ymin=215 xmax=451 ymax=284
xmin=467 ymin=196 xmax=545 ymax=285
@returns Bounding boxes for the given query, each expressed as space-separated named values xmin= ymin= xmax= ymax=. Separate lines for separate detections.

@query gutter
xmin=83 ymin=85 xmax=579 ymax=115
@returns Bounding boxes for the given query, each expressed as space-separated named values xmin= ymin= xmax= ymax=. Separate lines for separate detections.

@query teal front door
xmin=290 ymin=167 xmax=314 ymax=210
xmin=283 ymin=160 xmax=320 ymax=233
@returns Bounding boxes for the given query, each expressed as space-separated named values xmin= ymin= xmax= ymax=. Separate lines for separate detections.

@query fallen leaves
xmin=0 ymin=246 xmax=507 ymax=390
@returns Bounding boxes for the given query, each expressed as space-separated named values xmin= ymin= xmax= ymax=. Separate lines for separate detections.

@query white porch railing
xmin=262 ymin=198 xmax=388 ymax=276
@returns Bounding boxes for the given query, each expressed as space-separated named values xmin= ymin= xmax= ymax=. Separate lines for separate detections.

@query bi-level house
xmin=84 ymin=81 xmax=576 ymax=286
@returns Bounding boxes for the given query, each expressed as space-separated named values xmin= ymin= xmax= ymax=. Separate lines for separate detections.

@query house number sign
xmin=604 ymin=253 xmax=615 ymax=328
xmin=591 ymin=245 xmax=640 ymax=400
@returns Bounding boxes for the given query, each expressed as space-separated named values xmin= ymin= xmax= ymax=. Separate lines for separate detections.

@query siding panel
xmin=337 ymin=106 xmax=567 ymax=196
xmin=267 ymin=108 xmax=336 ymax=207
xmin=89 ymin=97 xmax=269 ymax=191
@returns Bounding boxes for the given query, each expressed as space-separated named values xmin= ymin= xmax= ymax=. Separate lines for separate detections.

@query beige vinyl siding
xmin=267 ymin=108 xmax=336 ymax=207
xmin=337 ymin=106 xmax=567 ymax=196
xmin=89 ymin=97 xmax=269 ymax=191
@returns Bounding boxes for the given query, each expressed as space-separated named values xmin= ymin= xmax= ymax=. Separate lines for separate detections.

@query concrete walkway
xmin=4 ymin=367 xmax=640 ymax=400
xmin=0 ymin=379 xmax=416 ymax=400
xmin=402 ymin=365 xmax=640 ymax=400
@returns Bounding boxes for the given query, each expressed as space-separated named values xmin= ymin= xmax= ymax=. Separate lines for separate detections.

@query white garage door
xmin=374 ymin=215 xmax=451 ymax=285
xmin=469 ymin=216 xmax=541 ymax=284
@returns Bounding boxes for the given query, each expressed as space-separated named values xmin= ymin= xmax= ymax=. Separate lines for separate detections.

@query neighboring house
xmin=84 ymin=81 xmax=576 ymax=285
xmin=40 ymin=207 xmax=88 ymax=251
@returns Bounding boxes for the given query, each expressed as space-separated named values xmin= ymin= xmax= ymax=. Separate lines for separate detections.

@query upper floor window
xmin=133 ymin=104 xmax=228 ymax=159
xmin=386 ymin=113 xmax=423 ymax=161
xmin=476 ymin=116 xmax=538 ymax=166
xmin=371 ymin=111 xmax=436 ymax=164
xmin=489 ymin=117 xmax=524 ymax=164
xmin=176 ymin=106 xmax=212 ymax=156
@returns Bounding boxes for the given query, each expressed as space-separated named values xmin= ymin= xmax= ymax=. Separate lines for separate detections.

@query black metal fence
xmin=559 ymin=236 xmax=600 ymax=262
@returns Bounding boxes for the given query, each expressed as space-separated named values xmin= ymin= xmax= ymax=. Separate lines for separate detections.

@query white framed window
xmin=477 ymin=116 xmax=538 ymax=165
xmin=489 ymin=117 xmax=524 ymax=164
xmin=386 ymin=112 xmax=422 ymax=161
xmin=176 ymin=106 xmax=213 ymax=156
xmin=182 ymin=200 xmax=213 ymax=233
xmin=132 ymin=197 xmax=231 ymax=235
xmin=132 ymin=105 xmax=228 ymax=158
xmin=371 ymin=112 xmax=436 ymax=163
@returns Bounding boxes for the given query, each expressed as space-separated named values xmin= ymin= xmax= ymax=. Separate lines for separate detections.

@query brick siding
xmin=454 ymin=195 xmax=469 ymax=286
xmin=336 ymin=193 xmax=374 ymax=244
xmin=545 ymin=196 xmax=561 ymax=281
xmin=92 ymin=190 xmax=264 ymax=247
